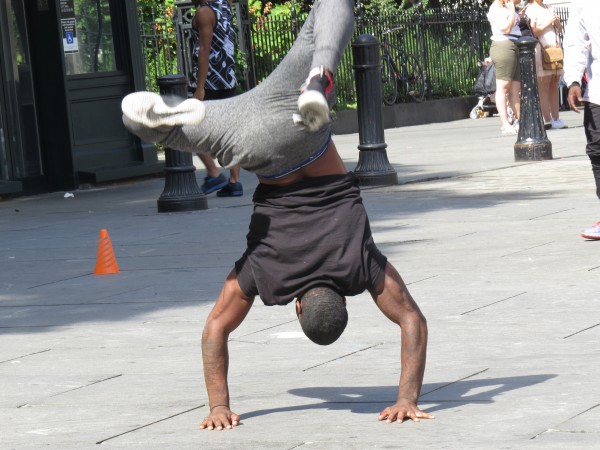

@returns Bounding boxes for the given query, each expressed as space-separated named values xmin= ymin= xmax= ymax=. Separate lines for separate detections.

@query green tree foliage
xmin=250 ymin=0 xmax=487 ymax=12
xmin=137 ymin=0 xmax=492 ymax=104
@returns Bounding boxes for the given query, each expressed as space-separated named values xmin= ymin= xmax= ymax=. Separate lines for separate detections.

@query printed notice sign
xmin=61 ymin=18 xmax=78 ymax=53
xmin=59 ymin=0 xmax=78 ymax=54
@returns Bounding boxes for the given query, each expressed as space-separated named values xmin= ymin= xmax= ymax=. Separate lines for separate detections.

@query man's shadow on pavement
xmin=241 ymin=374 xmax=556 ymax=419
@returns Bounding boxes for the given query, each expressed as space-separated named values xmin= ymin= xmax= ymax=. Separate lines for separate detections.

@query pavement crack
xmin=0 ymin=325 xmax=70 ymax=329
xmin=420 ymin=368 xmax=489 ymax=397
xmin=460 ymin=292 xmax=526 ymax=315
xmin=16 ymin=374 xmax=124 ymax=408
xmin=500 ymin=242 xmax=553 ymax=257
xmin=530 ymin=403 xmax=600 ymax=439
xmin=27 ymin=274 xmax=90 ymax=289
xmin=383 ymin=239 xmax=433 ymax=246
xmin=528 ymin=208 xmax=575 ymax=220
xmin=407 ymin=275 xmax=439 ymax=285
xmin=530 ymin=429 xmax=554 ymax=440
xmin=0 ymin=299 xmax=198 ymax=308
xmin=287 ymin=443 xmax=308 ymax=450
xmin=303 ymin=344 xmax=382 ymax=372
xmin=238 ymin=319 xmax=297 ymax=338
xmin=563 ymin=322 xmax=600 ymax=339
xmin=559 ymin=403 xmax=600 ymax=424
xmin=49 ymin=374 xmax=123 ymax=398
xmin=0 ymin=349 xmax=51 ymax=364
xmin=95 ymin=404 xmax=205 ymax=444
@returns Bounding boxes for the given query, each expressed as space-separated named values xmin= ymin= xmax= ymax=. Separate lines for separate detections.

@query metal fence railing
xmin=137 ymin=5 xmax=178 ymax=93
xmin=136 ymin=3 xmax=570 ymax=107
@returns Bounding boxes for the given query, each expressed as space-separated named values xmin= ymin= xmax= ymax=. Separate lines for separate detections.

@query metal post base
xmin=354 ymin=148 xmax=399 ymax=186
xmin=514 ymin=142 xmax=553 ymax=161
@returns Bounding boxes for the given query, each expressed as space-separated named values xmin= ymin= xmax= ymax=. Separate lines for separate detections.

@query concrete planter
xmin=332 ymin=95 xmax=479 ymax=135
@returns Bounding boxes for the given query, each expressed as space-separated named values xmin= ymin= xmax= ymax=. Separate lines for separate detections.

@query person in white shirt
xmin=523 ymin=0 xmax=565 ymax=129
xmin=487 ymin=0 xmax=522 ymax=135
xmin=563 ymin=0 xmax=600 ymax=240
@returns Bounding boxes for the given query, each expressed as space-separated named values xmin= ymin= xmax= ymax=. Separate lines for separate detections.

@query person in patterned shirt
xmin=190 ymin=0 xmax=243 ymax=197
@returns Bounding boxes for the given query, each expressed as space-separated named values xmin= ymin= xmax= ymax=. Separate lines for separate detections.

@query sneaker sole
xmin=298 ymin=91 xmax=330 ymax=132
xmin=217 ymin=190 xmax=243 ymax=197
xmin=581 ymin=232 xmax=600 ymax=240
xmin=121 ymin=92 xmax=205 ymax=129
xmin=202 ymin=179 xmax=229 ymax=194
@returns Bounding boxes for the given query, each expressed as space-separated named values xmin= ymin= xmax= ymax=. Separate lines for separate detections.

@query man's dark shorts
xmin=235 ymin=173 xmax=388 ymax=305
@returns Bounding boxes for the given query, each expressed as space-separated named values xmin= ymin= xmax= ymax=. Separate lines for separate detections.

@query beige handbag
xmin=541 ymin=28 xmax=563 ymax=70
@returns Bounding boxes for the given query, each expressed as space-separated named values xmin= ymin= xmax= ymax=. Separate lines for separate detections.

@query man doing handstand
xmin=121 ymin=0 xmax=434 ymax=431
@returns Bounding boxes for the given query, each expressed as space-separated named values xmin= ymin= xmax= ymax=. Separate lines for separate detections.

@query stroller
xmin=470 ymin=59 xmax=498 ymax=119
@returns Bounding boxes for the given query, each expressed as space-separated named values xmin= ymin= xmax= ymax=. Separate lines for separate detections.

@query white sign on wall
xmin=59 ymin=0 xmax=78 ymax=54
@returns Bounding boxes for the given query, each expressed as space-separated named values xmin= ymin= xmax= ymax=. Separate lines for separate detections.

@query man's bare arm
xmin=371 ymin=262 xmax=434 ymax=423
xmin=200 ymin=268 xmax=254 ymax=430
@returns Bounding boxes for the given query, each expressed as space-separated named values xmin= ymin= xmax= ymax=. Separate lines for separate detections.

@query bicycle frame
xmin=380 ymin=27 xmax=425 ymax=105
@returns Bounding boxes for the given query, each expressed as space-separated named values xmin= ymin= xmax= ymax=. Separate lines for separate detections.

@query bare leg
xmin=507 ymin=80 xmax=520 ymax=121
xmin=537 ymin=75 xmax=552 ymax=123
xmin=495 ymin=79 xmax=514 ymax=132
xmin=548 ymin=74 xmax=561 ymax=121
xmin=229 ymin=165 xmax=241 ymax=184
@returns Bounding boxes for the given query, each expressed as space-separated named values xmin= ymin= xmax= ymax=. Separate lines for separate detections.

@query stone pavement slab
xmin=1 ymin=111 xmax=599 ymax=449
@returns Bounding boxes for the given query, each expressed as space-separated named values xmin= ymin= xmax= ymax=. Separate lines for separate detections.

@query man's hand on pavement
xmin=200 ymin=405 xmax=240 ymax=431
xmin=378 ymin=398 xmax=435 ymax=424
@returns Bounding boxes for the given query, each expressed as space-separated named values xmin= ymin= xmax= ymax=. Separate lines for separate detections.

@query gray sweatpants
xmin=124 ymin=0 xmax=354 ymax=179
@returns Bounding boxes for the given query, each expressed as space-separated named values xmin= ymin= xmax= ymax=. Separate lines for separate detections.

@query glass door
xmin=0 ymin=0 xmax=43 ymax=182
xmin=0 ymin=67 xmax=7 ymax=181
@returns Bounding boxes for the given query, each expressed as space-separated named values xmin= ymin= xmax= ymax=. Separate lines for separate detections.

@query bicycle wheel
xmin=399 ymin=54 xmax=425 ymax=103
xmin=381 ymin=57 xmax=398 ymax=106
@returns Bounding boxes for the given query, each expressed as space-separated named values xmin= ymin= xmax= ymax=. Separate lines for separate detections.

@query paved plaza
xmin=1 ymin=111 xmax=599 ymax=449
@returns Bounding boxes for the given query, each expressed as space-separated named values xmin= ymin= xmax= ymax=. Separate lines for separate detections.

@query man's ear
xmin=295 ymin=299 xmax=302 ymax=318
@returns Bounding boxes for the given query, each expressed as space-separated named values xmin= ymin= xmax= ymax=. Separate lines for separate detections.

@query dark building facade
xmin=0 ymin=0 xmax=162 ymax=197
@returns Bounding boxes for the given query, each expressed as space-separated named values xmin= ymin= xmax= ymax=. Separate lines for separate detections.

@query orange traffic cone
xmin=94 ymin=229 xmax=120 ymax=275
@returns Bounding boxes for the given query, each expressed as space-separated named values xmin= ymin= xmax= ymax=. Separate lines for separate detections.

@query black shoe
xmin=217 ymin=181 xmax=243 ymax=197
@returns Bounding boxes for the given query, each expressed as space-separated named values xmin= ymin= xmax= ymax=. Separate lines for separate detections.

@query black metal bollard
xmin=156 ymin=74 xmax=207 ymax=213
xmin=514 ymin=37 xmax=552 ymax=161
xmin=352 ymin=34 xmax=398 ymax=186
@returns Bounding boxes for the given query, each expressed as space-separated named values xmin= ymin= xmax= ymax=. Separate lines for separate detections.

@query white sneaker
xmin=551 ymin=119 xmax=567 ymax=129
xmin=297 ymin=67 xmax=333 ymax=132
xmin=297 ymin=91 xmax=329 ymax=132
xmin=512 ymin=119 xmax=519 ymax=132
xmin=121 ymin=91 xmax=205 ymax=129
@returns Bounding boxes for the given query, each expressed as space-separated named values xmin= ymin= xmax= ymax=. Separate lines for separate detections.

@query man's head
xmin=295 ymin=287 xmax=347 ymax=346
